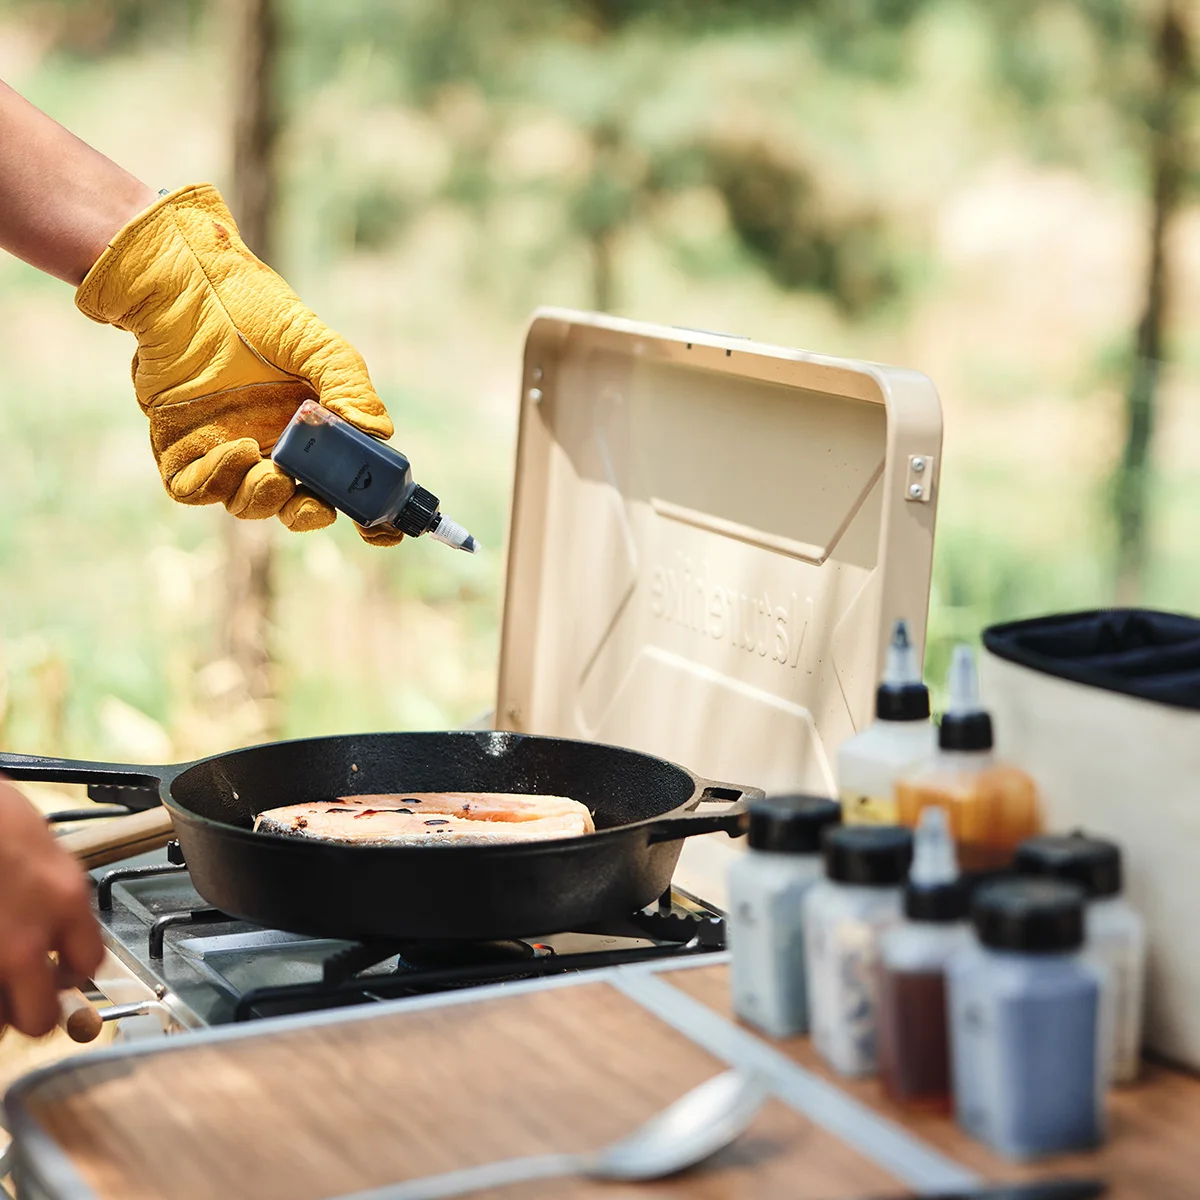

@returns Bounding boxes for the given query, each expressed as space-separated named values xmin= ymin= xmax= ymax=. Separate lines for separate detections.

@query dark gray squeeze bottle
xmin=947 ymin=878 xmax=1104 ymax=1159
xmin=271 ymin=400 xmax=478 ymax=553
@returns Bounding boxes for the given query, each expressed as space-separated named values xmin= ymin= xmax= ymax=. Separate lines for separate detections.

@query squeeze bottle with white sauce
xmin=727 ymin=794 xmax=842 ymax=1038
xmin=837 ymin=619 xmax=935 ymax=825
xmin=877 ymin=807 xmax=970 ymax=1112
xmin=948 ymin=878 xmax=1105 ymax=1160
xmin=896 ymin=644 xmax=1041 ymax=873
xmin=803 ymin=824 xmax=914 ymax=1077
xmin=1015 ymin=832 xmax=1146 ymax=1085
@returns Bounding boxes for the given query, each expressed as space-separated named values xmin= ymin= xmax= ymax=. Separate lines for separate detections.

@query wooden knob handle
xmin=56 ymin=807 xmax=176 ymax=869
xmin=58 ymin=987 xmax=104 ymax=1043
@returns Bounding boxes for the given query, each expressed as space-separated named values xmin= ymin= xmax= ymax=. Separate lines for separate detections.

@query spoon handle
xmin=332 ymin=1152 xmax=580 ymax=1200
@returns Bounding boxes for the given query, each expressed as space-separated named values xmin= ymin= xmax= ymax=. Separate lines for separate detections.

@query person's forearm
xmin=0 ymin=79 xmax=157 ymax=285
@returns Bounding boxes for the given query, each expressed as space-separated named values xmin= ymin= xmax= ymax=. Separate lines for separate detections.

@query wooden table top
xmin=10 ymin=960 xmax=1199 ymax=1200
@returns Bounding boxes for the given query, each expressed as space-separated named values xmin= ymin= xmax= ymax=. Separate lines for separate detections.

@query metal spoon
xmin=336 ymin=1068 xmax=771 ymax=1200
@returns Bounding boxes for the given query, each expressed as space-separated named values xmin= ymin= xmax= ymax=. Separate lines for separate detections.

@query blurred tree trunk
xmin=221 ymin=0 xmax=280 ymax=735
xmin=1113 ymin=1 xmax=1191 ymax=604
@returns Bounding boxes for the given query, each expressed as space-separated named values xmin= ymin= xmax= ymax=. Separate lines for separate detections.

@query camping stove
xmin=81 ymin=843 xmax=727 ymax=1038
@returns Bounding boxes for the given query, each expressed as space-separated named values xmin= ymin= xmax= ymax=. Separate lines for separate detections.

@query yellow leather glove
xmin=75 ymin=183 xmax=404 ymax=545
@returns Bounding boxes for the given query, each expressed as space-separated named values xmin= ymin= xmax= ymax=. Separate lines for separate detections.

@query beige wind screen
xmin=497 ymin=311 xmax=941 ymax=895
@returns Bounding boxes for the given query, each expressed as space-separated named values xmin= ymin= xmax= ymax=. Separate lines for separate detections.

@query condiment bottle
xmin=728 ymin=794 xmax=842 ymax=1038
xmin=948 ymin=879 xmax=1105 ymax=1160
xmin=895 ymin=644 xmax=1041 ymax=873
xmin=803 ymin=824 xmax=913 ymax=1077
xmin=837 ymin=619 xmax=936 ymax=825
xmin=877 ymin=807 xmax=970 ymax=1112
xmin=1015 ymin=832 xmax=1146 ymax=1086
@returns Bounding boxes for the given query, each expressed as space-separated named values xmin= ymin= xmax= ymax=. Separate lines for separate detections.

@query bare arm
xmin=0 ymin=79 xmax=156 ymax=284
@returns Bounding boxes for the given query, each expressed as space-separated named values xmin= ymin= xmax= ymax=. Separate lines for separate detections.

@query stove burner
xmin=232 ymin=909 xmax=724 ymax=1022
xmin=397 ymin=940 xmax=545 ymax=970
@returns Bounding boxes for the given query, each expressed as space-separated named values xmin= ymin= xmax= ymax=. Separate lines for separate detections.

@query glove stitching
xmin=149 ymin=378 xmax=314 ymax=412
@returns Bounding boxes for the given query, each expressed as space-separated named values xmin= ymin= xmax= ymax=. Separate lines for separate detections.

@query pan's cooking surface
xmin=168 ymin=731 xmax=697 ymax=833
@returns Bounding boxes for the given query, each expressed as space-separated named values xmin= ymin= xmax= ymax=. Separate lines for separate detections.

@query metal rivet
xmin=155 ymin=985 xmax=168 ymax=999
xmin=531 ymin=367 xmax=543 ymax=382
xmin=528 ymin=388 xmax=543 ymax=404
xmin=912 ymin=457 xmax=926 ymax=473
xmin=506 ymin=706 xmax=521 ymax=722
xmin=908 ymin=483 xmax=924 ymax=499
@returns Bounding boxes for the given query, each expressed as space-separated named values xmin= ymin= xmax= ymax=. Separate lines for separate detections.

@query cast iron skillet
xmin=0 ymin=731 xmax=756 ymax=941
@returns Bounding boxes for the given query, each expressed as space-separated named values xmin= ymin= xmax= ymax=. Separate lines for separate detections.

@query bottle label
xmin=840 ymin=790 xmax=898 ymax=826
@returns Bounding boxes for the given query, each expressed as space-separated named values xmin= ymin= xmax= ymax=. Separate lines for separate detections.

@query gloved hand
xmin=75 ymin=183 xmax=404 ymax=545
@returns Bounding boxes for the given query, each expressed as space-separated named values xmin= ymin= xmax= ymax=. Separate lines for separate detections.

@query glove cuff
xmin=75 ymin=183 xmax=236 ymax=327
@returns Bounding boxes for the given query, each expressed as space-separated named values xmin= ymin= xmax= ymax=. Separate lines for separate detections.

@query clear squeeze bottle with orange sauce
xmin=895 ymin=644 xmax=1041 ymax=874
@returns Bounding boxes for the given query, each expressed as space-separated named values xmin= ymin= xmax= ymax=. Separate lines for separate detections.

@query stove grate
xmin=233 ymin=935 xmax=723 ymax=1023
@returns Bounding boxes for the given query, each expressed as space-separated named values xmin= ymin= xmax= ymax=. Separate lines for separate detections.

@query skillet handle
xmin=56 ymin=808 xmax=177 ymax=870
xmin=646 ymin=783 xmax=760 ymax=845
xmin=0 ymin=752 xmax=164 ymax=790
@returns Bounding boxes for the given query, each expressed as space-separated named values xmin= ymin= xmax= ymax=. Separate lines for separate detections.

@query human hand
xmin=0 ymin=778 xmax=104 ymax=1038
xmin=75 ymin=184 xmax=404 ymax=546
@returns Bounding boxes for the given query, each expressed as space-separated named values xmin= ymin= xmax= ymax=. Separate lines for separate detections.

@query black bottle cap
xmin=394 ymin=485 xmax=439 ymax=536
xmin=822 ymin=825 xmax=913 ymax=887
xmin=971 ymin=878 xmax=1086 ymax=952
xmin=876 ymin=682 xmax=931 ymax=722
xmin=905 ymin=877 xmax=969 ymax=923
xmin=1014 ymin=832 xmax=1122 ymax=898
xmin=938 ymin=710 xmax=993 ymax=751
xmin=747 ymin=794 xmax=841 ymax=854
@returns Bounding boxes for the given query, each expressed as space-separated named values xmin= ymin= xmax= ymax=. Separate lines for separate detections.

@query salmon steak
xmin=252 ymin=792 xmax=595 ymax=846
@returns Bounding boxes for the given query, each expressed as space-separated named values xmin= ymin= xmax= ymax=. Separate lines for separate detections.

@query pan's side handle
xmin=0 ymin=753 xmax=165 ymax=790
xmin=646 ymin=783 xmax=762 ymax=844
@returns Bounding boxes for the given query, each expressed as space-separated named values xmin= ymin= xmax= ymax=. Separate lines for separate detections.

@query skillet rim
xmin=160 ymin=729 xmax=711 ymax=856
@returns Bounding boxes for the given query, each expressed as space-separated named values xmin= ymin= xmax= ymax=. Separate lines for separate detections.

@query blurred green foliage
xmin=0 ymin=0 xmax=1197 ymax=766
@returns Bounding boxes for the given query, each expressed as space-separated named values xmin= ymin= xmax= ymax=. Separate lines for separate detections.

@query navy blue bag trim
xmin=982 ymin=609 xmax=1200 ymax=711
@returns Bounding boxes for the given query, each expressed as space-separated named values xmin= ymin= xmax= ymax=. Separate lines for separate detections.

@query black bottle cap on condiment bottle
xmin=876 ymin=619 xmax=931 ymax=721
xmin=877 ymin=683 xmax=931 ymax=722
xmin=394 ymin=484 xmax=440 ymax=536
xmin=938 ymin=710 xmax=993 ymax=751
xmin=822 ymin=825 xmax=913 ymax=887
xmin=971 ymin=878 xmax=1086 ymax=953
xmin=1014 ymin=832 xmax=1122 ymax=898
xmin=747 ymin=794 xmax=842 ymax=854
xmin=905 ymin=877 xmax=969 ymax=922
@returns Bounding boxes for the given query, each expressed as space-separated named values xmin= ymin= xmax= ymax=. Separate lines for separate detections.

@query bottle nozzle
xmin=910 ymin=806 xmax=958 ymax=886
xmin=427 ymin=513 xmax=479 ymax=554
xmin=884 ymin=619 xmax=920 ymax=686
xmin=946 ymin=644 xmax=983 ymax=715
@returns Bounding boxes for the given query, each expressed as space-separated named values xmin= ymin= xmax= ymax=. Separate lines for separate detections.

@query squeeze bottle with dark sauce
xmin=271 ymin=400 xmax=479 ymax=553
xmin=877 ymin=806 xmax=969 ymax=1112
